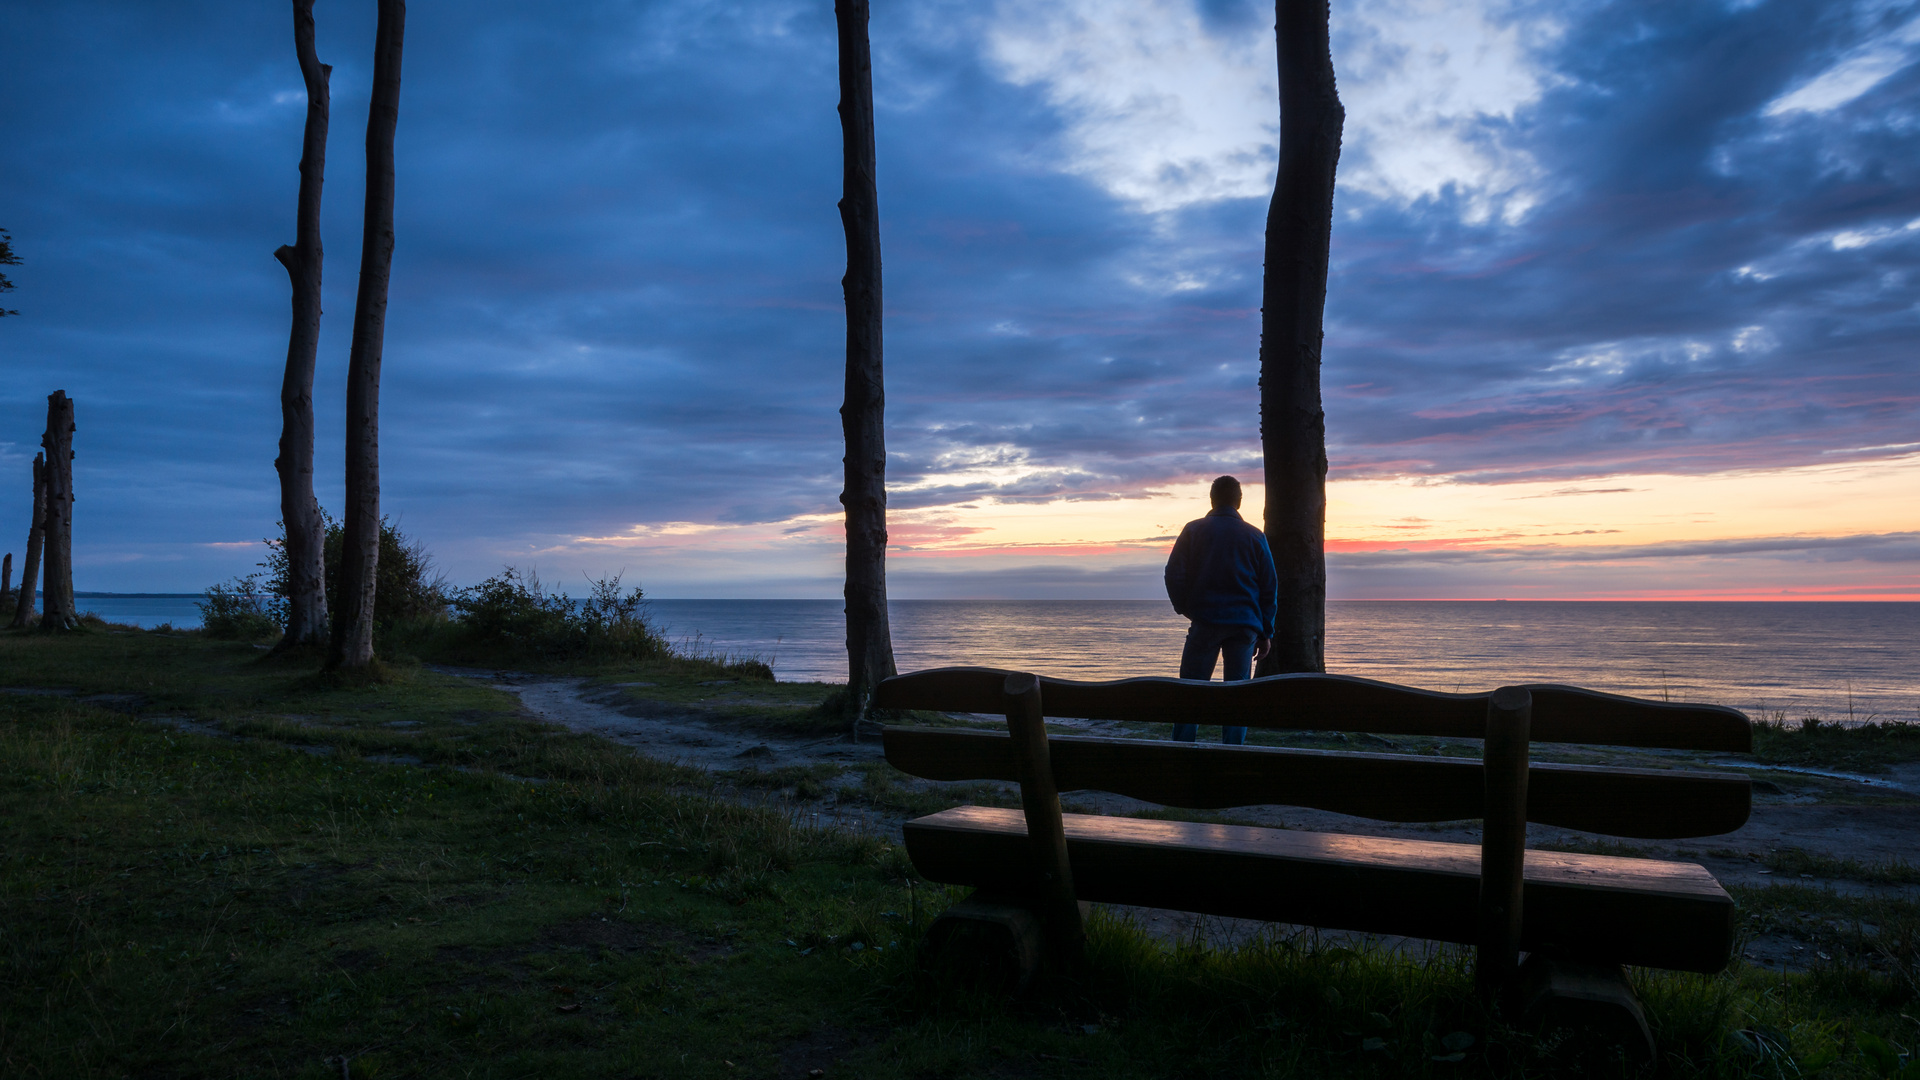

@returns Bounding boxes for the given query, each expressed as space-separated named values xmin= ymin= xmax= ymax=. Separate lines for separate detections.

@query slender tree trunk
xmin=8 ymin=454 xmax=44 ymax=628
xmin=40 ymin=391 xmax=77 ymax=631
xmin=273 ymin=0 xmax=332 ymax=652
xmin=835 ymin=0 xmax=897 ymax=724
xmin=2 ymin=553 xmax=11 ymax=607
xmin=329 ymin=0 xmax=404 ymax=671
xmin=1256 ymin=0 xmax=1342 ymax=676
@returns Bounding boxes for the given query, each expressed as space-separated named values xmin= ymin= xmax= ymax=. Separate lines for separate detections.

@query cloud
xmin=1333 ymin=0 xmax=1563 ymax=224
xmin=980 ymin=0 xmax=1561 ymax=220
xmin=1764 ymin=10 xmax=1920 ymax=115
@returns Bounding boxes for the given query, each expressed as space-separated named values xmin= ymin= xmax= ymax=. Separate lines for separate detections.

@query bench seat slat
xmin=885 ymin=728 xmax=1751 ymax=839
xmin=873 ymin=668 xmax=1751 ymax=752
xmin=905 ymin=806 xmax=1735 ymax=973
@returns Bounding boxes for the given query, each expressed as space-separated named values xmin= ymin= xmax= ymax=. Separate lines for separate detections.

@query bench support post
xmin=922 ymin=890 xmax=1046 ymax=996
xmin=1518 ymin=952 xmax=1656 ymax=1061
xmin=1477 ymin=685 xmax=1531 ymax=999
xmin=1003 ymin=671 xmax=1085 ymax=964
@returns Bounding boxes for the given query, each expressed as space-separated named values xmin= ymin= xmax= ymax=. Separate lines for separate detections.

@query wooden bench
xmin=873 ymin=666 xmax=1752 ymax=1049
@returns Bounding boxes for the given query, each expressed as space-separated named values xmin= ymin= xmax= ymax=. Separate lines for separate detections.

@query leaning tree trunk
xmin=1256 ymin=0 xmax=1343 ymax=676
xmin=40 ymin=391 xmax=77 ymax=631
xmin=329 ymin=0 xmax=405 ymax=671
xmin=835 ymin=0 xmax=897 ymax=725
xmin=8 ymin=454 xmax=44 ymax=628
xmin=272 ymin=0 xmax=332 ymax=652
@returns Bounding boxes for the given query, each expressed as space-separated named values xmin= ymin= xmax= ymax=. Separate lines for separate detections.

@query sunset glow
xmin=543 ymin=448 xmax=1919 ymax=599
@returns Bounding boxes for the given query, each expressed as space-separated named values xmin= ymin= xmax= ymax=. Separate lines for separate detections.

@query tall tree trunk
xmin=835 ymin=0 xmax=897 ymax=724
xmin=272 ymin=0 xmax=332 ymax=652
xmin=40 ymin=391 xmax=77 ymax=631
xmin=329 ymin=0 xmax=404 ymax=671
xmin=1256 ymin=0 xmax=1343 ymax=676
xmin=8 ymin=454 xmax=44 ymax=628
xmin=2 ymin=553 xmax=11 ymax=607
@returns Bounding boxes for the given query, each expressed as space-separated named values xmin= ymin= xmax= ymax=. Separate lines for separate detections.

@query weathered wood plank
xmin=872 ymin=667 xmax=1751 ymax=752
xmin=905 ymin=806 xmax=1735 ymax=973
xmin=882 ymin=727 xmax=1751 ymax=839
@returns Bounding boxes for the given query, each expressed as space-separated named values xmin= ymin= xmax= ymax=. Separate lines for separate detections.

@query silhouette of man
xmin=1163 ymin=475 xmax=1277 ymax=744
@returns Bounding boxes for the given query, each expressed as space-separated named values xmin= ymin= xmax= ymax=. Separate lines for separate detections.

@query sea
xmin=69 ymin=594 xmax=1919 ymax=725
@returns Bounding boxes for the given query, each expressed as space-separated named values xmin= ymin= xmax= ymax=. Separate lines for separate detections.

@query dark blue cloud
xmin=1314 ymin=0 xmax=1920 ymax=481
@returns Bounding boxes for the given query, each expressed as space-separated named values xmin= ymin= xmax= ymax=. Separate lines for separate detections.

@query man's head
xmin=1209 ymin=475 xmax=1242 ymax=510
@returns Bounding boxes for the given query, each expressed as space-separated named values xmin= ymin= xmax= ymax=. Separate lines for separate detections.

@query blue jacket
xmin=1164 ymin=508 xmax=1278 ymax=637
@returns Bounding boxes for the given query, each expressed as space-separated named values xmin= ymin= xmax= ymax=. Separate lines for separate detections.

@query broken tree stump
xmin=8 ymin=452 xmax=45 ymax=629
xmin=39 ymin=390 xmax=77 ymax=631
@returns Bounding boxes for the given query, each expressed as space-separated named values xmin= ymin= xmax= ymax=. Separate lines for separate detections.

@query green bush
xmin=196 ymin=577 xmax=279 ymax=641
xmin=202 ymin=511 xmax=450 ymax=644
xmin=444 ymin=567 xmax=669 ymax=662
xmin=260 ymin=510 xmax=448 ymax=632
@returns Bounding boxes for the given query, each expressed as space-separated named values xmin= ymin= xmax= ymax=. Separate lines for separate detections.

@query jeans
xmin=1173 ymin=621 xmax=1256 ymax=745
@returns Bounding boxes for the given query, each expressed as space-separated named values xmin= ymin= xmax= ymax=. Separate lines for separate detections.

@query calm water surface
xmin=76 ymin=595 xmax=1918 ymax=723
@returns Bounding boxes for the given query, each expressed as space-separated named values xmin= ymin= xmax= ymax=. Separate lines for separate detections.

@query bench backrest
xmin=874 ymin=667 xmax=1751 ymax=751
xmin=873 ymin=666 xmax=1753 ymax=840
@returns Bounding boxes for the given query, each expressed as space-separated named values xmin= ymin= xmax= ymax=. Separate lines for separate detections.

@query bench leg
xmin=921 ymin=891 xmax=1045 ymax=996
xmin=1517 ymin=952 xmax=1656 ymax=1063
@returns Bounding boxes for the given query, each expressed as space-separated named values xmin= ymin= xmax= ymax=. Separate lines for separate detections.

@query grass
xmin=0 ymin=660 xmax=910 ymax=1076
xmin=1735 ymin=885 xmax=1920 ymax=992
xmin=1752 ymin=715 xmax=1920 ymax=772
xmin=5 ymin=626 xmax=1920 ymax=1077
xmin=1762 ymin=848 xmax=1920 ymax=886
xmin=582 ymin=675 xmax=852 ymax=739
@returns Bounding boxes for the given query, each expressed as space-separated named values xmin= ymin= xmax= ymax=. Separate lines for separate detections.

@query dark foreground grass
xmin=1763 ymin=848 xmax=1920 ymax=886
xmin=1753 ymin=716 xmax=1920 ymax=772
xmin=5 ymin=630 xmax=1919 ymax=1078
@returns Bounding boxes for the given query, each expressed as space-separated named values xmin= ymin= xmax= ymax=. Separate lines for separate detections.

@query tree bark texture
xmin=273 ymin=0 xmax=332 ymax=652
xmin=835 ymin=0 xmax=897 ymax=717
xmin=1256 ymin=0 xmax=1342 ymax=676
xmin=329 ymin=0 xmax=404 ymax=670
xmin=8 ymin=454 xmax=44 ymax=628
xmin=39 ymin=391 xmax=77 ymax=631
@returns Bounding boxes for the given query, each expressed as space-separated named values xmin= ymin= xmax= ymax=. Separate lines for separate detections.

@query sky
xmin=1 ymin=0 xmax=1916 ymax=600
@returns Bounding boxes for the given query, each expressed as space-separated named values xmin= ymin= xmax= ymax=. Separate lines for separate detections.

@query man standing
xmin=1163 ymin=475 xmax=1278 ymax=744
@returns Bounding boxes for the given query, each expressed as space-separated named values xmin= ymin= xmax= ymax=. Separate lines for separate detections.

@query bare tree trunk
xmin=1256 ymin=0 xmax=1343 ymax=676
xmin=329 ymin=0 xmax=404 ymax=671
xmin=40 ymin=391 xmax=77 ymax=631
xmin=8 ymin=454 xmax=44 ymax=628
xmin=272 ymin=0 xmax=332 ymax=653
xmin=2 ymin=553 xmax=11 ymax=606
xmin=835 ymin=0 xmax=897 ymax=724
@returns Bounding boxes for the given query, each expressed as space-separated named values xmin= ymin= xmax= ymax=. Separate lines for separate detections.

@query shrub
xmin=447 ymin=567 xmax=669 ymax=662
xmin=449 ymin=567 xmax=578 ymax=654
xmin=228 ymin=511 xmax=449 ymax=641
xmin=319 ymin=515 xmax=448 ymax=629
xmin=198 ymin=577 xmax=279 ymax=641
